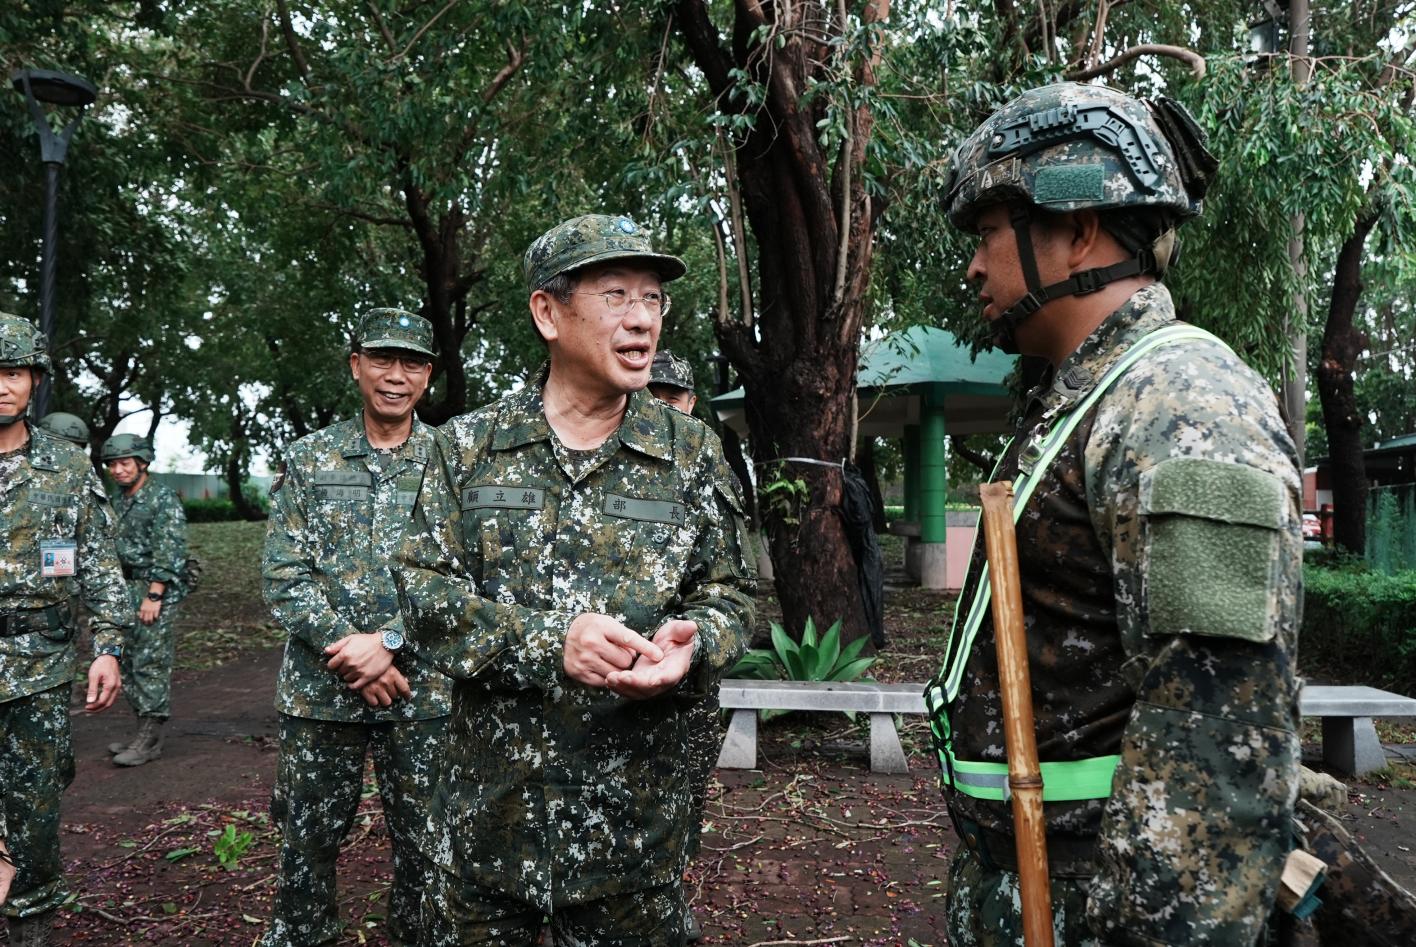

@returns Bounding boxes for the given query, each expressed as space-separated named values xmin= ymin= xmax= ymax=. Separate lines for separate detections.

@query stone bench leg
xmin=870 ymin=712 xmax=909 ymax=774
xmin=717 ymin=709 xmax=757 ymax=769
xmin=1322 ymin=716 xmax=1386 ymax=776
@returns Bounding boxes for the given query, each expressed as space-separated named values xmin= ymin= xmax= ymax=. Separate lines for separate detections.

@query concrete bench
xmin=1300 ymin=685 xmax=1416 ymax=776
xmin=717 ymin=680 xmax=926 ymax=774
xmin=715 ymin=680 xmax=1416 ymax=778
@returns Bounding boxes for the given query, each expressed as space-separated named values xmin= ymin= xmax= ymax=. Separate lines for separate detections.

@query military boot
xmin=8 ymin=910 xmax=54 ymax=947
xmin=109 ymin=721 xmax=142 ymax=755
xmin=112 ymin=717 xmax=164 ymax=767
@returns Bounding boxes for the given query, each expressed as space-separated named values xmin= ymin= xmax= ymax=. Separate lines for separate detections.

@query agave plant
xmin=726 ymin=617 xmax=876 ymax=720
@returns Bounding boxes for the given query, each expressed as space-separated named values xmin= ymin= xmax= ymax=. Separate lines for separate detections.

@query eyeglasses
xmin=360 ymin=351 xmax=432 ymax=373
xmin=573 ymin=289 xmax=671 ymax=318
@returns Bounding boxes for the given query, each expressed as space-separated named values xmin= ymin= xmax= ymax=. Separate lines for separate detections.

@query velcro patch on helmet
xmin=1033 ymin=165 xmax=1105 ymax=204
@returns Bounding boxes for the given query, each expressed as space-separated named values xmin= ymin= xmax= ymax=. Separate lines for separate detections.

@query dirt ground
xmin=10 ymin=523 xmax=1416 ymax=945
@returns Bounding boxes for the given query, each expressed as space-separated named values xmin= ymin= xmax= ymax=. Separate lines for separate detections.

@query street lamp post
xmin=11 ymin=68 xmax=97 ymax=419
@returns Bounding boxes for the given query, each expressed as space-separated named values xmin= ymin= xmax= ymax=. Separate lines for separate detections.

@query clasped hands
xmin=325 ymin=633 xmax=409 ymax=707
xmin=562 ymin=614 xmax=698 ymax=699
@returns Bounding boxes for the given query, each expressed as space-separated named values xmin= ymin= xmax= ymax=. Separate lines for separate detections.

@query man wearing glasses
xmin=396 ymin=215 xmax=757 ymax=945
xmin=261 ymin=309 xmax=452 ymax=947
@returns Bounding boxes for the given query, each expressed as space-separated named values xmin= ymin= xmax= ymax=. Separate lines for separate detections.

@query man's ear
xmin=529 ymin=290 xmax=560 ymax=343
xmin=349 ymin=351 xmax=361 ymax=381
xmin=1067 ymin=209 xmax=1104 ymax=270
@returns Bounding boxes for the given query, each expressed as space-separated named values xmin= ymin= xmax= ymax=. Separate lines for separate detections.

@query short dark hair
xmin=530 ymin=270 xmax=578 ymax=344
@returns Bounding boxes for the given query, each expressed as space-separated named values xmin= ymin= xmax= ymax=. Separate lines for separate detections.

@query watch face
xmin=382 ymin=630 xmax=405 ymax=651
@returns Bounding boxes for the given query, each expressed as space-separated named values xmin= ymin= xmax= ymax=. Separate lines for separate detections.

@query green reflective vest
xmin=924 ymin=323 xmax=1228 ymax=803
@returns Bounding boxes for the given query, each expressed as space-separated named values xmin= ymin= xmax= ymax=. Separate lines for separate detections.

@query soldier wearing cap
xmin=923 ymin=84 xmax=1302 ymax=944
xmin=646 ymin=350 xmax=712 ymax=942
xmin=37 ymin=412 xmax=89 ymax=449
xmin=260 ymin=309 xmax=452 ymax=947
xmin=0 ymin=313 xmax=129 ymax=945
xmin=99 ymin=432 xmax=189 ymax=766
xmin=395 ymin=215 xmax=757 ymax=945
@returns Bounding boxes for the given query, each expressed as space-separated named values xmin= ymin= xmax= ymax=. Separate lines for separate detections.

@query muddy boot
xmin=113 ymin=717 xmax=164 ymax=767
xmin=109 ymin=722 xmax=142 ymax=755
xmin=8 ymin=911 xmax=54 ymax=947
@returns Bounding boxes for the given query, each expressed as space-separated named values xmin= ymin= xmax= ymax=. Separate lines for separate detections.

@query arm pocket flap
xmin=1139 ymin=457 xmax=1284 ymax=528
xmin=1140 ymin=459 xmax=1287 ymax=643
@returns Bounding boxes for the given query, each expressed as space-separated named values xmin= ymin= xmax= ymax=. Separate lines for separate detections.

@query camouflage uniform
xmin=261 ymin=310 xmax=453 ymax=947
xmin=111 ymin=477 xmax=187 ymax=719
xmin=396 ymin=380 xmax=756 ymax=946
xmin=647 ymin=351 xmax=721 ymax=864
xmin=1 ymin=424 xmax=130 ymax=920
xmin=930 ymin=85 xmax=1302 ymax=946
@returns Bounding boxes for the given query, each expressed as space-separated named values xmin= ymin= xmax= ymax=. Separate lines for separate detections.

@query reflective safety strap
xmin=924 ymin=323 xmax=1229 ymax=802
xmin=946 ymin=750 xmax=1123 ymax=802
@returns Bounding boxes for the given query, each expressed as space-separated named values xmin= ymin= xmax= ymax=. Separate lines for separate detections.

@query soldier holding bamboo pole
xmin=925 ymin=83 xmax=1304 ymax=945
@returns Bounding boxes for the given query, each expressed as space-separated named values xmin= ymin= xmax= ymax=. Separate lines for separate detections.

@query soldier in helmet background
xmin=395 ymin=214 xmax=756 ymax=945
xmin=0 ymin=313 xmax=130 ymax=945
xmin=923 ymin=83 xmax=1303 ymax=945
xmin=37 ymin=413 xmax=89 ymax=449
xmin=646 ymin=349 xmax=713 ymax=943
xmin=100 ymin=433 xmax=189 ymax=767
xmin=259 ymin=309 xmax=452 ymax=947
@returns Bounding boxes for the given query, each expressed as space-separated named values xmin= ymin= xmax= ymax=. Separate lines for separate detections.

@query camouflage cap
xmin=0 ymin=312 xmax=52 ymax=373
xmin=523 ymin=214 xmax=686 ymax=293
xmin=40 ymin=412 xmax=90 ymax=446
xmin=355 ymin=308 xmax=435 ymax=358
xmin=944 ymin=82 xmax=1214 ymax=232
xmin=649 ymin=350 xmax=695 ymax=391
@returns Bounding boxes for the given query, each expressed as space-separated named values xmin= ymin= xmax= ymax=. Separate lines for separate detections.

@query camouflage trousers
xmin=945 ymin=846 xmax=1101 ymax=947
xmin=418 ymin=860 xmax=686 ymax=947
xmin=0 ymin=685 xmax=75 ymax=918
xmin=261 ymin=713 xmax=448 ymax=947
xmin=683 ymin=689 xmax=722 ymax=861
xmin=120 ymin=579 xmax=179 ymax=719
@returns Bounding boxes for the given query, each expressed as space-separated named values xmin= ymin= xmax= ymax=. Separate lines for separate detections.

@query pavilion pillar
xmin=903 ymin=423 xmax=921 ymax=579
xmin=919 ymin=387 xmax=949 ymax=589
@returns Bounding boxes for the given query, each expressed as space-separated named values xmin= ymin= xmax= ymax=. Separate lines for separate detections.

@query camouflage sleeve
xmin=677 ymin=443 xmax=757 ymax=693
xmin=262 ymin=453 xmax=363 ymax=652
xmin=395 ymin=436 xmax=574 ymax=690
xmin=149 ymin=489 xmax=188 ymax=585
xmin=1082 ymin=342 xmax=1302 ymax=946
xmin=77 ymin=467 xmax=133 ymax=651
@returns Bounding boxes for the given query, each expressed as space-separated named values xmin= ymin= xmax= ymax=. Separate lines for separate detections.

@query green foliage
xmin=212 ymin=822 xmax=255 ymax=871
xmin=1366 ymin=488 xmax=1416 ymax=576
xmin=727 ymin=617 xmax=876 ymax=721
xmin=1302 ymin=561 xmax=1416 ymax=692
xmin=758 ymin=467 xmax=810 ymax=528
xmin=183 ymin=494 xmax=264 ymax=523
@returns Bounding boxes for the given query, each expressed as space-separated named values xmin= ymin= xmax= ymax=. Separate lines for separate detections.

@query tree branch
xmin=275 ymin=0 xmax=313 ymax=83
xmin=481 ymin=37 xmax=527 ymax=103
xmin=1064 ymin=43 xmax=1206 ymax=81
xmin=364 ymin=1 xmax=398 ymax=54
xmin=394 ymin=0 xmax=458 ymax=62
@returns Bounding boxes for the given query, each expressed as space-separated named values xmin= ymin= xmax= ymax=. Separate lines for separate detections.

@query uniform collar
xmin=1027 ymin=283 xmax=1176 ymax=418
xmin=492 ymin=374 xmax=673 ymax=462
xmin=340 ymin=415 xmax=430 ymax=463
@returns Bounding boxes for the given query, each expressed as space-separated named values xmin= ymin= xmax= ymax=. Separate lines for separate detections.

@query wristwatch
xmin=381 ymin=628 xmax=405 ymax=652
xmin=146 ymin=592 xmax=164 ymax=602
xmin=96 ymin=644 xmax=122 ymax=658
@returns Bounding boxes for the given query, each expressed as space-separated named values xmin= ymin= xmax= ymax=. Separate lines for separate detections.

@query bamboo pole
xmin=979 ymin=481 xmax=1055 ymax=947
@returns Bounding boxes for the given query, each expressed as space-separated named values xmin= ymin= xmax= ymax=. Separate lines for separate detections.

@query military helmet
xmin=944 ymin=82 xmax=1215 ymax=233
xmin=0 ymin=312 xmax=52 ymax=373
xmin=524 ymin=214 xmax=686 ymax=293
xmin=101 ymin=433 xmax=155 ymax=464
xmin=40 ymin=412 xmax=90 ymax=446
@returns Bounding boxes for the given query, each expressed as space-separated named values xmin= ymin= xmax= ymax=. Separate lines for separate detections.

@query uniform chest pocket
xmin=460 ymin=484 xmax=547 ymax=578
xmin=312 ymin=470 xmax=373 ymax=503
xmin=603 ymin=493 xmax=691 ymax=560
xmin=26 ymin=489 xmax=80 ymax=538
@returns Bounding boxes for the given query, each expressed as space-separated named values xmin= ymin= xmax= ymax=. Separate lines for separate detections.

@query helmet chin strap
xmin=988 ymin=207 xmax=1158 ymax=355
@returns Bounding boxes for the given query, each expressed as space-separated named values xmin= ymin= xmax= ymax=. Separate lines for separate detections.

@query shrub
xmin=726 ymin=617 xmax=876 ymax=721
xmin=1302 ymin=562 xmax=1416 ymax=692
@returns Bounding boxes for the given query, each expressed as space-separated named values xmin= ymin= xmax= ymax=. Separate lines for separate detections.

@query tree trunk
xmin=1315 ymin=210 xmax=1378 ymax=554
xmin=1281 ymin=0 xmax=1312 ymax=465
xmin=226 ymin=416 xmax=265 ymax=521
xmin=675 ymin=0 xmax=889 ymax=648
